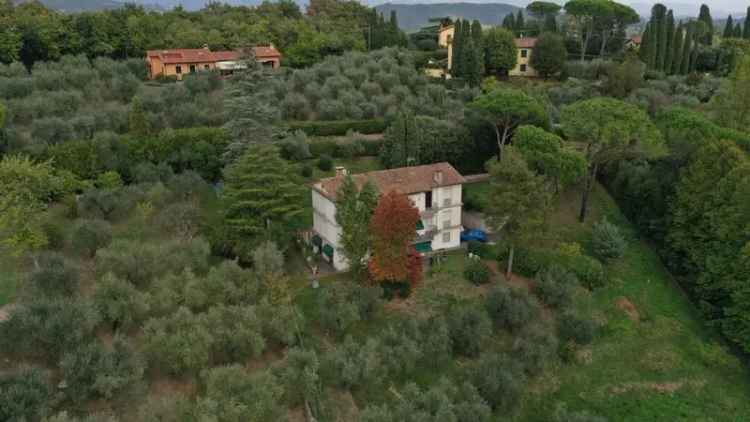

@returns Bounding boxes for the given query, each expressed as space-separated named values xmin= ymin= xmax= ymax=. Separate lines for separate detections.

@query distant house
xmin=310 ymin=163 xmax=466 ymax=271
xmin=145 ymin=45 xmax=281 ymax=80
xmin=424 ymin=23 xmax=454 ymax=79
xmin=510 ymin=37 xmax=538 ymax=77
xmin=625 ymin=35 xmax=643 ymax=50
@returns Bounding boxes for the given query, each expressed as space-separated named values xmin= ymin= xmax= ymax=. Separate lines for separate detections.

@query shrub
xmin=0 ymin=299 xmax=100 ymax=359
xmin=317 ymin=154 xmax=333 ymax=171
xmin=0 ymin=367 xmax=52 ymax=421
xmin=42 ymin=220 xmax=66 ymax=250
xmin=318 ymin=287 xmax=361 ymax=337
xmin=195 ymin=366 xmax=285 ymax=422
xmin=470 ymin=353 xmax=526 ymax=413
xmin=288 ymin=119 xmax=387 ymax=136
xmin=513 ymin=327 xmax=559 ymax=375
xmin=280 ymin=130 xmax=311 ymax=161
xmin=591 ymin=218 xmax=626 ymax=260
xmin=464 ymin=259 xmax=491 ymax=285
xmin=94 ymin=273 xmax=150 ymax=330
xmin=564 ymin=254 xmax=606 ymax=289
xmin=257 ymin=302 xmax=303 ymax=346
xmin=136 ymin=393 xmax=195 ymax=422
xmin=142 ymin=307 xmax=213 ymax=374
xmin=324 ymin=336 xmax=385 ymax=391
xmin=202 ymin=305 xmax=266 ymax=363
xmin=301 ymin=165 xmax=312 ymax=177
xmin=251 ymin=241 xmax=285 ymax=278
xmin=59 ymin=336 xmax=144 ymax=403
xmin=28 ymin=252 xmax=79 ymax=297
xmin=558 ymin=312 xmax=598 ymax=346
xmin=378 ymin=322 xmax=422 ymax=376
xmin=535 ymin=266 xmax=578 ymax=309
xmin=446 ymin=305 xmax=492 ymax=357
xmin=418 ymin=316 xmax=452 ymax=367
xmin=71 ymin=219 xmax=113 ymax=258
xmin=156 ymin=202 xmax=202 ymax=240
xmin=278 ymin=347 xmax=321 ymax=406
xmin=485 ymin=286 xmax=541 ymax=333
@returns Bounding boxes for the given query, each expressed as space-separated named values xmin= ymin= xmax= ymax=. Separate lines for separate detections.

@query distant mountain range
xmin=374 ymin=2 xmax=519 ymax=30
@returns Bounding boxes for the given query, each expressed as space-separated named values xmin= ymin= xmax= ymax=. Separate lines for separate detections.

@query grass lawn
xmin=519 ymin=182 xmax=750 ymax=421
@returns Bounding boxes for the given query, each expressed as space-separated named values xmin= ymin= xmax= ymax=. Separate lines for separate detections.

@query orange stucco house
xmin=146 ymin=46 xmax=281 ymax=80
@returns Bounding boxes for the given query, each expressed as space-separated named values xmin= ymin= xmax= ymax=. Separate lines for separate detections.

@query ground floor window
xmin=190 ymin=64 xmax=196 ymax=73
xmin=175 ymin=65 xmax=182 ymax=74
xmin=520 ymin=64 xmax=527 ymax=72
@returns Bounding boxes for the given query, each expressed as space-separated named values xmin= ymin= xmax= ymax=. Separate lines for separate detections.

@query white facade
xmin=312 ymin=183 xmax=463 ymax=271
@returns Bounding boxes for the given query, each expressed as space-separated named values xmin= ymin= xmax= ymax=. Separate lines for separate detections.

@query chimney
xmin=433 ymin=170 xmax=443 ymax=184
xmin=202 ymin=44 xmax=210 ymax=50
xmin=335 ymin=166 xmax=347 ymax=177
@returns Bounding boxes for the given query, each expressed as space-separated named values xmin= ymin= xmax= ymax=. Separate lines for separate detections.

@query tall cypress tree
xmin=656 ymin=6 xmax=669 ymax=71
xmin=663 ymin=10 xmax=676 ymax=73
xmin=544 ymin=14 xmax=557 ymax=32
xmin=736 ymin=23 xmax=744 ymax=38
xmin=670 ymin=24 xmax=683 ymax=75
xmin=639 ymin=23 xmax=651 ymax=64
xmin=452 ymin=20 xmax=463 ymax=77
xmin=744 ymin=8 xmax=750 ymax=39
xmin=462 ymin=19 xmax=472 ymax=74
xmin=697 ymin=4 xmax=713 ymax=45
xmin=680 ymin=23 xmax=694 ymax=74
xmin=648 ymin=5 xmax=666 ymax=70
xmin=502 ymin=13 xmax=516 ymax=31
xmin=471 ymin=20 xmax=484 ymax=75
xmin=463 ymin=37 xmax=482 ymax=86
xmin=516 ymin=10 xmax=525 ymax=34
xmin=725 ymin=15 xmax=735 ymax=38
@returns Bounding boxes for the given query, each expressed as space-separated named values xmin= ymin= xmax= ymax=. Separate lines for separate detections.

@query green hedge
xmin=289 ymin=119 xmax=387 ymax=137
xmin=496 ymin=243 xmax=606 ymax=289
xmin=309 ymin=139 xmax=383 ymax=159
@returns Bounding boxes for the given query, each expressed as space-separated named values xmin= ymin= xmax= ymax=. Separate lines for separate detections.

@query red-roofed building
xmin=311 ymin=163 xmax=467 ymax=270
xmin=510 ymin=37 xmax=538 ymax=77
xmin=145 ymin=45 xmax=281 ymax=80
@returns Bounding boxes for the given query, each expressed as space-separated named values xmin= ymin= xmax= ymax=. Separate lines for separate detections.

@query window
xmin=443 ymin=218 xmax=451 ymax=229
xmin=204 ymin=64 xmax=210 ymax=70
xmin=189 ymin=64 xmax=196 ymax=73
xmin=443 ymin=196 xmax=451 ymax=207
xmin=442 ymin=231 xmax=451 ymax=243
xmin=425 ymin=191 xmax=433 ymax=209
xmin=521 ymin=49 xmax=528 ymax=58
xmin=520 ymin=64 xmax=527 ymax=72
xmin=175 ymin=65 xmax=182 ymax=74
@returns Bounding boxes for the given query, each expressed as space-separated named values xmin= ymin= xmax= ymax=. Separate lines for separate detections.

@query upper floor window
xmin=443 ymin=197 xmax=451 ymax=207
xmin=521 ymin=49 xmax=528 ymax=58
xmin=175 ymin=65 xmax=182 ymax=74
xmin=443 ymin=218 xmax=451 ymax=229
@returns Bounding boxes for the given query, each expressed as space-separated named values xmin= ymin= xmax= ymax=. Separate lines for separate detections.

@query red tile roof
xmin=515 ymin=37 xmax=538 ymax=48
xmin=313 ymin=162 xmax=466 ymax=201
xmin=629 ymin=35 xmax=643 ymax=45
xmin=146 ymin=46 xmax=280 ymax=64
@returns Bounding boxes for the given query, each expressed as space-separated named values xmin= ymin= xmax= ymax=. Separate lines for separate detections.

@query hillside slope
xmin=374 ymin=2 xmax=519 ymax=31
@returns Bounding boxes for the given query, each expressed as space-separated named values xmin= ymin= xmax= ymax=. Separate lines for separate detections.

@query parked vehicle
xmin=461 ymin=229 xmax=487 ymax=243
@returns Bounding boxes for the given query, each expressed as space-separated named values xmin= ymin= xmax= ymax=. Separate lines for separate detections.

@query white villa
xmin=310 ymin=162 xmax=467 ymax=271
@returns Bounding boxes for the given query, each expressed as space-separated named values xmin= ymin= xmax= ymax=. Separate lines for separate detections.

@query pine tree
xmin=697 ymin=4 xmax=713 ymax=45
xmin=670 ymin=24 xmax=683 ymax=75
xmin=735 ymin=23 xmax=743 ymax=38
xmin=663 ymin=10 xmax=676 ymax=73
xmin=744 ymin=8 xmax=750 ymax=38
xmin=680 ymin=23 xmax=694 ymax=74
xmin=725 ymin=15 xmax=735 ymax=38
xmin=452 ymin=20 xmax=463 ymax=77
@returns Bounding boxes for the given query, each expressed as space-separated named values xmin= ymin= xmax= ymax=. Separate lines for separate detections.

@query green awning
xmin=414 ymin=242 xmax=432 ymax=254
xmin=312 ymin=235 xmax=322 ymax=247
xmin=416 ymin=220 xmax=425 ymax=230
xmin=323 ymin=244 xmax=334 ymax=257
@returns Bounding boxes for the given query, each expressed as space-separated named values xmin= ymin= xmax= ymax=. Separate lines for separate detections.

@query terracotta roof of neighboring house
xmin=146 ymin=46 xmax=280 ymax=64
xmin=313 ymin=162 xmax=466 ymax=201
xmin=628 ymin=35 xmax=643 ymax=45
xmin=514 ymin=37 xmax=538 ymax=49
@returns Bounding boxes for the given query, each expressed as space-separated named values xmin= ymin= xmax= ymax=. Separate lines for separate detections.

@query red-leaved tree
xmin=368 ymin=190 xmax=421 ymax=287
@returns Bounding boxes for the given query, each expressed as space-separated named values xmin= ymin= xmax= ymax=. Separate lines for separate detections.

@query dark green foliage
xmin=591 ymin=218 xmax=627 ymax=260
xmin=380 ymin=113 xmax=468 ymax=169
xmin=317 ymin=287 xmax=361 ymax=337
xmin=0 ymin=367 xmax=52 ymax=422
xmin=605 ymin=53 xmax=645 ymax=98
xmin=324 ymin=336 xmax=386 ymax=391
xmin=446 ymin=305 xmax=492 ymax=357
xmin=697 ymin=4 xmax=713 ymax=45
xmin=534 ymin=266 xmax=578 ymax=309
xmin=59 ymin=336 xmax=144 ymax=403
xmin=28 ymin=251 xmax=79 ymax=297
xmin=470 ymin=353 xmax=526 ymax=413
xmin=724 ymin=15 xmax=735 ymax=38
xmin=317 ymin=154 xmax=333 ymax=171
xmin=359 ymin=378 xmax=492 ymax=422
xmin=278 ymin=347 xmax=321 ymax=407
xmin=558 ymin=312 xmax=598 ymax=346
xmin=513 ymin=327 xmax=558 ymax=375
xmin=464 ymin=258 xmax=491 ymax=285
xmin=0 ymin=298 xmax=100 ymax=360
xmin=195 ymin=366 xmax=285 ymax=422
xmin=530 ymin=32 xmax=567 ymax=79
xmin=94 ymin=273 xmax=150 ymax=330
xmin=485 ymin=285 xmax=541 ymax=332
xmin=71 ymin=219 xmax=112 ymax=258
